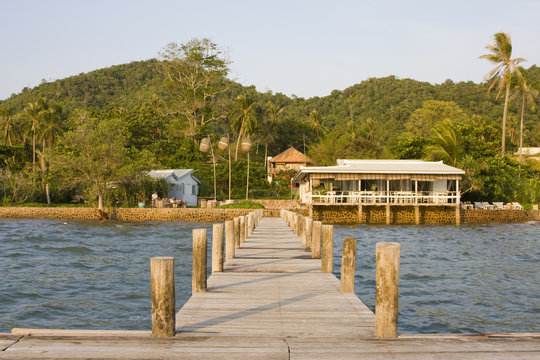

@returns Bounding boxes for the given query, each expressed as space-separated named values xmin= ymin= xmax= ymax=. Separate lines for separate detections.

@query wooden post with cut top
xmin=304 ymin=217 xmax=313 ymax=251
xmin=311 ymin=221 xmax=322 ymax=259
xmin=375 ymin=242 xmax=401 ymax=338
xmin=212 ymin=223 xmax=224 ymax=273
xmin=240 ymin=216 xmax=246 ymax=243
xmin=233 ymin=217 xmax=240 ymax=249
xmin=151 ymin=257 xmax=175 ymax=337
xmin=321 ymin=224 xmax=333 ymax=273
xmin=225 ymin=220 xmax=235 ymax=259
xmin=340 ymin=237 xmax=356 ymax=293
xmin=192 ymin=229 xmax=207 ymax=293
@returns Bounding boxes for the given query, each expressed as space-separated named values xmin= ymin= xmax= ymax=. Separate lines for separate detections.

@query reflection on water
xmin=0 ymin=218 xmax=538 ymax=334
xmin=334 ymin=221 xmax=540 ymax=333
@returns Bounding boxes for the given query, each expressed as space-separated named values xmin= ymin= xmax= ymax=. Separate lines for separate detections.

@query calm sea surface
xmin=0 ymin=218 xmax=538 ymax=334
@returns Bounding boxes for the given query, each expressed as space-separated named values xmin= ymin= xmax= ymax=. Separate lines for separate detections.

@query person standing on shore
xmin=151 ymin=192 xmax=158 ymax=208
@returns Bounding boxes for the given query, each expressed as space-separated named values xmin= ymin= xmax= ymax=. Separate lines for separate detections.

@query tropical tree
xmin=514 ymin=66 xmax=539 ymax=163
xmin=20 ymin=99 xmax=46 ymax=175
xmin=423 ymin=120 xmax=462 ymax=167
xmin=159 ymin=38 xmax=230 ymax=138
xmin=479 ymin=32 xmax=525 ymax=156
xmin=306 ymin=109 xmax=328 ymax=137
xmin=53 ymin=115 xmax=155 ymax=210
xmin=231 ymin=95 xmax=258 ymax=160
xmin=38 ymin=103 xmax=66 ymax=204
xmin=258 ymin=102 xmax=284 ymax=169
xmin=0 ymin=107 xmax=16 ymax=145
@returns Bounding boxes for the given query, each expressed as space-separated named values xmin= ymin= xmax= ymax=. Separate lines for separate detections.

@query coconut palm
xmin=424 ymin=120 xmax=462 ymax=167
xmin=20 ymin=99 xmax=47 ymax=175
xmin=231 ymin=95 xmax=258 ymax=160
xmin=0 ymin=106 xmax=16 ymax=145
xmin=479 ymin=32 xmax=525 ymax=156
xmin=307 ymin=109 xmax=328 ymax=137
xmin=39 ymin=104 xmax=65 ymax=204
xmin=514 ymin=66 xmax=539 ymax=163
xmin=259 ymin=102 xmax=284 ymax=169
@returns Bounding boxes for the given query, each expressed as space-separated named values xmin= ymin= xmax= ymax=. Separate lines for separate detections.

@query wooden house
xmin=148 ymin=169 xmax=200 ymax=206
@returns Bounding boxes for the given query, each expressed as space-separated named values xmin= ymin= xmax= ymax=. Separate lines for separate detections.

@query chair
xmin=512 ymin=202 xmax=523 ymax=210
xmin=493 ymin=202 xmax=504 ymax=210
xmin=482 ymin=202 xmax=494 ymax=210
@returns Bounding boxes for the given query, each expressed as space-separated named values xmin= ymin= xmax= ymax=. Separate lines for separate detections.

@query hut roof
xmin=269 ymin=147 xmax=312 ymax=164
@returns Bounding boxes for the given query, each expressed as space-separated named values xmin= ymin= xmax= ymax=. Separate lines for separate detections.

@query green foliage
xmin=218 ymin=200 xmax=264 ymax=209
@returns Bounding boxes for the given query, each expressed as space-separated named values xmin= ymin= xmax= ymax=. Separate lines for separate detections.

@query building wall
xmin=165 ymin=174 xmax=199 ymax=206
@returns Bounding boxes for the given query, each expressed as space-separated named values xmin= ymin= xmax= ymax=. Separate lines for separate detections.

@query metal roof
xmin=148 ymin=169 xmax=200 ymax=183
xmin=293 ymin=159 xmax=464 ymax=182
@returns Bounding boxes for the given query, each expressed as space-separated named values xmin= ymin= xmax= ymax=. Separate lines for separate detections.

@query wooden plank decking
xmin=2 ymin=216 xmax=539 ymax=359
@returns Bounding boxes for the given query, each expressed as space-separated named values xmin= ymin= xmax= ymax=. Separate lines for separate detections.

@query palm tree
xmin=231 ymin=95 xmax=258 ymax=160
xmin=20 ymin=99 xmax=46 ymax=175
xmin=260 ymin=102 xmax=284 ymax=169
xmin=39 ymin=104 xmax=65 ymax=204
xmin=0 ymin=107 xmax=16 ymax=145
xmin=424 ymin=120 xmax=462 ymax=167
xmin=479 ymin=32 xmax=525 ymax=156
xmin=514 ymin=66 xmax=539 ymax=163
xmin=307 ymin=109 xmax=328 ymax=137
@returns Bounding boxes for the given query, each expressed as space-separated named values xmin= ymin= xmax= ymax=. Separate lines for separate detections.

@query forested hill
xmin=1 ymin=59 xmax=539 ymax=152
xmin=0 ymin=59 xmax=165 ymax=113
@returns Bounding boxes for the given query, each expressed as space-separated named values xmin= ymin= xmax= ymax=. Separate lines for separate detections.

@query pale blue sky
xmin=1 ymin=0 xmax=539 ymax=100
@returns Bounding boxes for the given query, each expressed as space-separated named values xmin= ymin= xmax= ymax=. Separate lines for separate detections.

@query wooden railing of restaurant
xmin=308 ymin=191 xmax=459 ymax=205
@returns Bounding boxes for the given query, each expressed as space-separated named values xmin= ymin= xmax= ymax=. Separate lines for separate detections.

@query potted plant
xmin=137 ymin=191 xmax=146 ymax=208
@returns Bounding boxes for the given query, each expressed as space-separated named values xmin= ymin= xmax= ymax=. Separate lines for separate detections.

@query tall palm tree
xmin=307 ymin=109 xmax=328 ymax=137
xmin=479 ymin=32 xmax=525 ymax=156
xmin=260 ymin=102 xmax=284 ymax=169
xmin=514 ymin=66 xmax=539 ymax=163
xmin=231 ymin=95 xmax=258 ymax=160
xmin=0 ymin=107 xmax=16 ymax=145
xmin=20 ymin=99 xmax=46 ymax=175
xmin=39 ymin=104 xmax=65 ymax=204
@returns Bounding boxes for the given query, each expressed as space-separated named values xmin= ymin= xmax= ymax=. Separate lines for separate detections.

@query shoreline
xmin=0 ymin=206 xmax=538 ymax=224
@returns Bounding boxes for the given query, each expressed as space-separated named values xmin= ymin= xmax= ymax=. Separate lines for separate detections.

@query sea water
xmin=0 ymin=218 xmax=538 ymax=333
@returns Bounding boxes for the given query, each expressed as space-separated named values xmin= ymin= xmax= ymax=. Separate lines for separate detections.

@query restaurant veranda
xmin=293 ymin=159 xmax=465 ymax=206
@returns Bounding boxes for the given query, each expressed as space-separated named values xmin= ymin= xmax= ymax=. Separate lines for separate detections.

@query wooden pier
xmin=2 ymin=215 xmax=539 ymax=359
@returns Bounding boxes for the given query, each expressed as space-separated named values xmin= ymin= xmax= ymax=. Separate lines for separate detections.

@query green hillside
xmin=1 ymin=39 xmax=539 ymax=206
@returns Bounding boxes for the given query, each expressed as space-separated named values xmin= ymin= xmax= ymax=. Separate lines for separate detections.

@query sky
xmin=1 ymin=0 xmax=539 ymax=100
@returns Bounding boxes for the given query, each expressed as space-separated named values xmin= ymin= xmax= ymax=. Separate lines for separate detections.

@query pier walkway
xmin=2 ymin=216 xmax=539 ymax=359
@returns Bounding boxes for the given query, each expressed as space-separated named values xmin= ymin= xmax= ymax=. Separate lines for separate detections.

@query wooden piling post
xmin=298 ymin=215 xmax=305 ymax=243
xmin=311 ymin=221 xmax=322 ymax=259
xmin=386 ymin=204 xmax=391 ymax=225
xmin=414 ymin=205 xmax=420 ymax=225
xmin=321 ymin=224 xmax=333 ymax=273
xmin=233 ymin=217 xmax=240 ymax=249
xmin=340 ymin=237 xmax=356 ymax=293
xmin=247 ymin=215 xmax=253 ymax=237
xmin=192 ymin=229 xmax=207 ymax=293
xmin=305 ymin=218 xmax=313 ymax=251
xmin=375 ymin=242 xmax=401 ymax=339
xmin=212 ymin=223 xmax=224 ymax=273
xmin=225 ymin=220 xmax=235 ymax=260
xmin=239 ymin=216 xmax=246 ymax=243
xmin=455 ymin=206 xmax=461 ymax=226
xmin=151 ymin=257 xmax=175 ymax=337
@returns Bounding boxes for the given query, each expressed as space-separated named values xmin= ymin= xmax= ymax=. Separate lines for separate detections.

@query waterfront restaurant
xmin=293 ymin=159 xmax=465 ymax=223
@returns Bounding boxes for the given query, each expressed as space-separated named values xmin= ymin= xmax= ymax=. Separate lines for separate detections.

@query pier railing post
xmin=321 ymin=224 xmax=333 ymax=273
xmin=225 ymin=220 xmax=235 ymax=259
xmin=151 ymin=257 xmax=175 ymax=337
xmin=233 ymin=217 xmax=240 ymax=249
xmin=375 ymin=242 xmax=401 ymax=339
xmin=305 ymin=218 xmax=313 ymax=251
xmin=340 ymin=237 xmax=356 ymax=293
xmin=298 ymin=215 xmax=305 ymax=244
xmin=192 ymin=229 xmax=207 ymax=293
xmin=212 ymin=223 xmax=224 ymax=273
xmin=239 ymin=216 xmax=246 ymax=243
xmin=311 ymin=221 xmax=322 ymax=258
xmin=247 ymin=214 xmax=253 ymax=237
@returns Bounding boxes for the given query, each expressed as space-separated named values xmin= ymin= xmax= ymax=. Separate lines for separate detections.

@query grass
xmin=218 ymin=200 xmax=265 ymax=209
